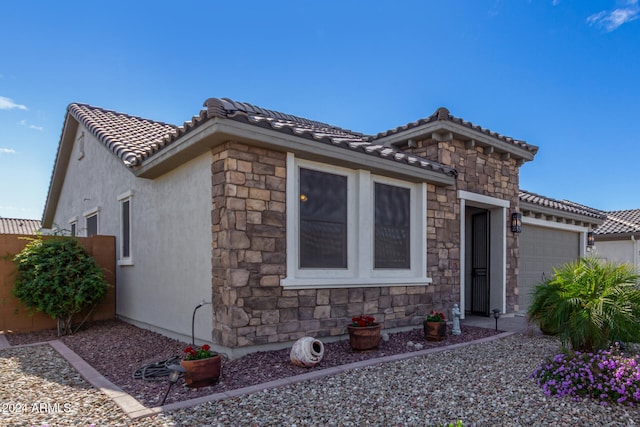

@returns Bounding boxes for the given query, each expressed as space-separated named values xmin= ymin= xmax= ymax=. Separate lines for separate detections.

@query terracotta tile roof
xmin=204 ymin=98 xmax=458 ymax=177
xmin=67 ymin=99 xmax=458 ymax=178
xmin=519 ymin=190 xmax=606 ymax=220
xmin=0 ymin=218 xmax=42 ymax=234
xmin=374 ymin=107 xmax=539 ymax=156
xmin=68 ymin=103 xmax=178 ymax=167
xmin=595 ymin=209 xmax=640 ymax=235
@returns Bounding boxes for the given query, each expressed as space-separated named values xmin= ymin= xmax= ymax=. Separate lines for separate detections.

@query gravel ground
xmin=4 ymin=320 xmax=500 ymax=407
xmin=3 ymin=321 xmax=640 ymax=426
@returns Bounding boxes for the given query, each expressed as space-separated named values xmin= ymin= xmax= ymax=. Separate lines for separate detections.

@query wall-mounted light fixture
xmin=511 ymin=212 xmax=522 ymax=233
xmin=587 ymin=231 xmax=595 ymax=246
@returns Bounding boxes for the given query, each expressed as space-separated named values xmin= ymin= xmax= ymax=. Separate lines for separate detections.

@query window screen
xmin=374 ymin=183 xmax=410 ymax=269
xmin=122 ymin=200 xmax=130 ymax=258
xmin=299 ymin=168 xmax=348 ymax=268
xmin=86 ymin=214 xmax=98 ymax=237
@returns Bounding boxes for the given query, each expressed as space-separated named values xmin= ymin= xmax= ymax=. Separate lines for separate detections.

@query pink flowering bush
xmin=531 ymin=343 xmax=640 ymax=406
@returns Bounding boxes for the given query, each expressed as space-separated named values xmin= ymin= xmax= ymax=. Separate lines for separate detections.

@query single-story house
xmin=41 ymin=98 xmax=599 ymax=356
xmin=593 ymin=209 xmax=640 ymax=269
xmin=0 ymin=218 xmax=42 ymax=235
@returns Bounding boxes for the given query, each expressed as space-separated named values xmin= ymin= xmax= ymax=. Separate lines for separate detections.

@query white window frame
xmin=118 ymin=190 xmax=134 ymax=266
xmin=83 ymin=207 xmax=100 ymax=237
xmin=68 ymin=216 xmax=78 ymax=237
xmin=282 ymin=154 xmax=430 ymax=289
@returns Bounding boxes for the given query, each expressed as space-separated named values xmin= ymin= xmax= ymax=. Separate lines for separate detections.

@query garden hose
xmin=132 ymin=356 xmax=181 ymax=381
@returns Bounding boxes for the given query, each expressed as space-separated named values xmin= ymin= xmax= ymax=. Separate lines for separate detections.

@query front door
xmin=471 ymin=211 xmax=490 ymax=316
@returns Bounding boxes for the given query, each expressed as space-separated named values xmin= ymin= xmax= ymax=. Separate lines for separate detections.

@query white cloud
xmin=0 ymin=96 xmax=28 ymax=110
xmin=587 ymin=1 xmax=640 ymax=31
xmin=17 ymin=119 xmax=44 ymax=131
xmin=0 ymin=148 xmax=17 ymax=154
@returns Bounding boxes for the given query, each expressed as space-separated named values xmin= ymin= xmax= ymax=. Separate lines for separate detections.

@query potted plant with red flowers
xmin=347 ymin=315 xmax=382 ymax=351
xmin=424 ymin=310 xmax=447 ymax=341
xmin=180 ymin=344 xmax=222 ymax=388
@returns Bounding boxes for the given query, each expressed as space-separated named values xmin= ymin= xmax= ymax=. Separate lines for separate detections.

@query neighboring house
xmin=0 ymin=218 xmax=42 ymax=235
xmin=516 ymin=191 xmax=605 ymax=312
xmin=594 ymin=209 xmax=640 ymax=270
xmin=41 ymin=98 xmax=593 ymax=356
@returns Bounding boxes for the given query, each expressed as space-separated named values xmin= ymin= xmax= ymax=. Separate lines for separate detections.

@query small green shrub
xmin=527 ymin=257 xmax=640 ymax=352
xmin=12 ymin=235 xmax=109 ymax=336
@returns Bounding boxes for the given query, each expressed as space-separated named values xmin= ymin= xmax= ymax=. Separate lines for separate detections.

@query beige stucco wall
xmin=50 ymin=127 xmax=213 ymax=343
xmin=596 ymin=239 xmax=639 ymax=269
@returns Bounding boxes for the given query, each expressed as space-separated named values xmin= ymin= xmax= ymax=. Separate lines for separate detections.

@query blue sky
xmin=1 ymin=1 xmax=639 ymax=220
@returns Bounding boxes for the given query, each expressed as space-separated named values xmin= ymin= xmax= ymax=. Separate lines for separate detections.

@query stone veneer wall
xmin=407 ymin=136 xmax=520 ymax=312
xmin=210 ymin=142 xmax=436 ymax=351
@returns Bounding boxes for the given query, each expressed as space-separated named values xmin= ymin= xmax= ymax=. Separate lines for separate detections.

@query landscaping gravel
xmin=3 ymin=321 xmax=640 ymax=426
xmin=4 ymin=320 xmax=500 ymax=407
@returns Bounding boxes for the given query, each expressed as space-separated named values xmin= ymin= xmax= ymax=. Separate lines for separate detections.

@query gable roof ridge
xmin=374 ymin=106 xmax=538 ymax=155
xmin=204 ymin=97 xmax=368 ymax=138
xmin=69 ymin=103 xmax=176 ymax=128
xmin=67 ymin=103 xmax=178 ymax=166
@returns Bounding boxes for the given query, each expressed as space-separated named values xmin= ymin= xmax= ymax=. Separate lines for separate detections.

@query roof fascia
xmin=375 ymin=121 xmax=535 ymax=162
xmin=520 ymin=200 xmax=605 ymax=227
xmin=42 ymin=114 xmax=79 ymax=228
xmin=594 ymin=232 xmax=640 ymax=241
xmin=135 ymin=119 xmax=455 ymax=186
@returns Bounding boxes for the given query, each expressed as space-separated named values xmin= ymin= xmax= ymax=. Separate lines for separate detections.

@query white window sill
xmin=117 ymin=258 xmax=134 ymax=266
xmin=280 ymin=276 xmax=432 ymax=290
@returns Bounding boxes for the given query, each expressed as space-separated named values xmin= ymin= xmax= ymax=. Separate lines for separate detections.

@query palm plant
xmin=527 ymin=257 xmax=640 ymax=352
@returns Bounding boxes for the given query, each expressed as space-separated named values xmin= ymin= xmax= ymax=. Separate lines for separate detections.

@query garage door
xmin=519 ymin=225 xmax=580 ymax=312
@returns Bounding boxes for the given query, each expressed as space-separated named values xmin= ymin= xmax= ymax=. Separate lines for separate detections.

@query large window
xmin=374 ymin=183 xmax=411 ymax=269
xmin=299 ymin=168 xmax=347 ymax=268
xmin=283 ymin=155 xmax=430 ymax=288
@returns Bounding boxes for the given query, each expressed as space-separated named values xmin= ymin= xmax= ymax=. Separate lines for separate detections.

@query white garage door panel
xmin=519 ymin=225 xmax=580 ymax=311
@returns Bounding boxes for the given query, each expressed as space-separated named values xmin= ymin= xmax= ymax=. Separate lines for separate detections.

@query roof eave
xmin=593 ymin=232 xmax=640 ymax=241
xmin=42 ymin=112 xmax=79 ymax=228
xmin=375 ymin=121 xmax=537 ymax=163
xmin=520 ymin=200 xmax=605 ymax=228
xmin=135 ymin=118 xmax=456 ymax=186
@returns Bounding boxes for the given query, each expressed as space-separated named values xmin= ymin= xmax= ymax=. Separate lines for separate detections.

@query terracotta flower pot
xmin=347 ymin=324 xmax=382 ymax=351
xmin=424 ymin=321 xmax=446 ymax=341
xmin=180 ymin=354 xmax=222 ymax=388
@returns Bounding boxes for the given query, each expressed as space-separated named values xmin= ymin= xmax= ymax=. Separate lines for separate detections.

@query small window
xmin=70 ymin=222 xmax=77 ymax=237
xmin=86 ymin=214 xmax=98 ymax=237
xmin=121 ymin=199 xmax=131 ymax=258
xmin=118 ymin=191 xmax=134 ymax=265
xmin=299 ymin=168 xmax=348 ymax=268
xmin=374 ymin=183 xmax=410 ymax=269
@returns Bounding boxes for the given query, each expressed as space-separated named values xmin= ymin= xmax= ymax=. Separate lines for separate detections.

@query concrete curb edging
xmin=46 ymin=340 xmax=161 ymax=419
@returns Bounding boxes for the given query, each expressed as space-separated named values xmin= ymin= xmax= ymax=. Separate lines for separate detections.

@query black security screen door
xmin=299 ymin=168 xmax=348 ymax=268
xmin=471 ymin=211 xmax=490 ymax=316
